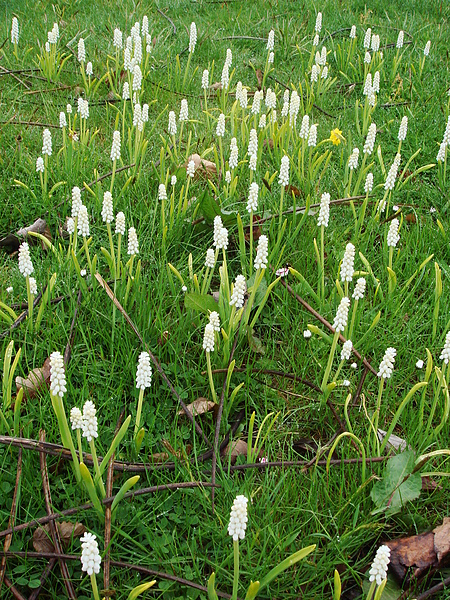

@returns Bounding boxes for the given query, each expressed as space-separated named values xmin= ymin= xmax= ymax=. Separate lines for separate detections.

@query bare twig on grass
xmin=211 ymin=317 xmax=242 ymax=513
xmin=104 ymin=410 xmax=125 ymax=595
xmin=0 ymin=65 xmax=31 ymax=89
xmin=276 ymin=273 xmax=378 ymax=377
xmin=4 ymin=552 xmax=239 ymax=599
xmin=38 ymin=430 xmax=77 ymax=599
xmin=95 ymin=274 xmax=211 ymax=447
xmin=64 ymin=290 xmax=82 ymax=366
xmin=0 ymin=482 xmax=217 ymax=540
xmin=156 ymin=6 xmax=177 ymax=34
xmin=0 ymin=447 xmax=22 ymax=593
xmin=3 ymin=576 xmax=27 ymax=600
xmin=413 ymin=576 xmax=450 ymax=600
xmin=0 ymin=285 xmax=47 ymax=340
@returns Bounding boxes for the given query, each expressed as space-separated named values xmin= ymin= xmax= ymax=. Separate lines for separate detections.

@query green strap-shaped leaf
xmin=111 ymin=475 xmax=140 ymax=514
xmin=258 ymin=544 xmax=316 ymax=592
xmin=80 ymin=463 xmax=104 ymax=517
xmin=99 ymin=415 xmax=131 ymax=476
xmin=207 ymin=573 xmax=219 ymax=600
xmin=127 ymin=580 xmax=156 ymax=600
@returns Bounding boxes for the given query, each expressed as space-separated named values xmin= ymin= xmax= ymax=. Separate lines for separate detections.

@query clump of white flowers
xmin=369 ymin=545 xmax=391 ymax=586
xmin=136 ymin=351 xmax=152 ymax=390
xmin=254 ymin=235 xmax=268 ymax=270
xmin=230 ymin=275 xmax=246 ymax=309
xmin=209 ymin=311 xmax=220 ymax=332
xmin=228 ymin=495 xmax=248 ymax=541
xmin=333 ymin=297 xmax=350 ymax=332
xmin=49 ymin=351 xmax=67 ymax=398
xmin=80 ymin=532 xmax=101 ymax=576
xmin=378 ymin=348 xmax=397 ymax=379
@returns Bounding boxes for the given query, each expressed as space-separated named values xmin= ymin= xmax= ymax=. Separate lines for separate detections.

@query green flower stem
xmin=249 ymin=211 xmax=254 ymax=273
xmin=203 ymin=89 xmax=210 ymax=132
xmin=388 ymin=246 xmax=394 ymax=272
xmin=425 ymin=364 xmax=447 ymax=440
xmin=51 ymin=394 xmax=81 ymax=482
xmin=182 ymin=51 xmax=193 ymax=90
xmin=90 ymin=573 xmax=101 ymax=600
xmin=356 ymin=189 xmax=369 ymax=238
xmin=321 ymin=331 xmax=340 ymax=393
xmin=110 ymin=159 xmax=117 ymax=194
xmin=231 ymin=539 xmax=239 ymax=600
xmin=83 ymin=237 xmax=93 ymax=276
xmin=320 ymin=224 xmax=325 ymax=301
xmin=365 ymin=580 xmax=376 ymax=600
xmin=25 ymin=276 xmax=33 ymax=332
xmin=116 ymin=233 xmax=122 ymax=279
xmin=135 ymin=388 xmax=145 ymax=437
xmin=218 ymin=137 xmax=224 ymax=179
xmin=124 ymin=254 xmax=135 ymax=306
xmin=348 ymin=298 xmax=359 ymax=341
xmin=221 ymin=248 xmax=230 ymax=303
xmin=206 ymin=351 xmax=217 ymax=403
xmin=332 ymin=360 xmax=345 ymax=384
xmin=107 ymin=223 xmax=116 ymax=279
xmin=279 ymin=185 xmax=285 ymax=228
xmin=372 ymin=378 xmax=384 ymax=455
xmin=90 ymin=438 xmax=106 ymax=498
xmin=76 ymin=429 xmax=83 ymax=464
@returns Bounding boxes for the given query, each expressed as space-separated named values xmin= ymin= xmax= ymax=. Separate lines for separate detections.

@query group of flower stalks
xmin=3 ymin=8 xmax=449 ymax=600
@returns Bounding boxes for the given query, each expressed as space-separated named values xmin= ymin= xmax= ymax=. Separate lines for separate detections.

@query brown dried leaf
xmin=185 ymin=153 xmax=217 ymax=179
xmin=222 ymin=439 xmax=263 ymax=463
xmin=263 ymin=139 xmax=274 ymax=150
xmin=433 ymin=517 xmax=450 ymax=563
xmin=209 ymin=82 xmax=223 ymax=92
xmin=255 ymin=69 xmax=263 ymax=89
xmin=16 ymin=358 xmax=51 ymax=398
xmin=386 ymin=517 xmax=450 ymax=583
xmin=178 ymin=397 xmax=218 ymax=419
xmin=377 ymin=429 xmax=410 ymax=451
xmin=149 ymin=452 xmax=171 ymax=463
xmin=0 ymin=218 xmax=51 ymax=253
xmin=33 ymin=521 xmax=86 ymax=553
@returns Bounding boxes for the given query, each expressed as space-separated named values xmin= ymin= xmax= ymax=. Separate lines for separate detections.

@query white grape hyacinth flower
xmin=201 ymin=69 xmax=209 ymax=90
xmin=187 ymin=159 xmax=196 ymax=178
xmin=254 ymin=235 xmax=268 ymax=270
xmin=439 ymin=331 xmax=450 ymax=364
xmin=102 ymin=192 xmax=114 ymax=224
xmin=209 ymin=311 xmax=220 ymax=332
xmin=110 ymin=130 xmax=121 ymax=161
xmin=158 ymin=184 xmax=167 ymax=200
xmin=189 ymin=22 xmax=197 ymax=53
xmin=78 ymin=38 xmax=86 ymax=62
xmin=179 ymin=99 xmax=189 ymax=122
xmin=363 ymin=123 xmax=377 ymax=155
xmin=369 ymin=545 xmax=391 ymax=586
xmin=340 ymin=243 xmax=355 ymax=282
xmin=205 ymin=248 xmax=215 ymax=269
xmin=11 ymin=17 xmax=19 ymax=44
xmin=230 ymin=275 xmax=246 ymax=309
xmin=49 ymin=351 xmax=67 ymax=398
xmin=333 ymin=297 xmax=351 ymax=332
xmin=398 ymin=116 xmax=408 ymax=141
xmin=80 ymin=532 xmax=101 ymax=576
xmin=378 ymin=347 xmax=397 ymax=379
xmin=317 ymin=192 xmax=330 ymax=227
xmin=70 ymin=407 xmax=83 ymax=430
xmin=115 ymin=212 xmax=125 ymax=235
xmin=127 ymin=227 xmax=139 ymax=255
xmin=82 ymin=400 xmax=98 ymax=441
xmin=136 ymin=351 xmax=152 ymax=390
xmin=352 ymin=277 xmax=366 ymax=300
xmin=228 ymin=495 xmax=248 ymax=541
xmin=77 ymin=205 xmax=90 ymax=238
xmin=203 ymin=323 xmax=215 ymax=352
xmin=18 ymin=242 xmax=34 ymax=277
xmin=59 ymin=112 xmax=67 ymax=128
xmin=42 ymin=128 xmax=52 ymax=156
xmin=387 ymin=218 xmax=400 ymax=247
xmin=247 ymin=182 xmax=259 ymax=213
xmin=341 ymin=340 xmax=353 ymax=361
xmin=168 ymin=110 xmax=177 ymax=135
xmin=279 ymin=155 xmax=290 ymax=186
xmin=36 ymin=157 xmax=44 ymax=173
xmin=29 ymin=277 xmax=37 ymax=296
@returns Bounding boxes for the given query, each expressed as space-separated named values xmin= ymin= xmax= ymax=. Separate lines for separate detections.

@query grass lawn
xmin=1 ymin=0 xmax=450 ymax=598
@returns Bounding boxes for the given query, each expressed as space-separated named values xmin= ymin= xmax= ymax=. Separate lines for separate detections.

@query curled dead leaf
xmin=33 ymin=521 xmax=86 ymax=553
xmin=16 ymin=358 xmax=51 ymax=398
xmin=178 ymin=397 xmax=218 ymax=419
xmin=386 ymin=517 xmax=450 ymax=583
xmin=255 ymin=69 xmax=263 ymax=89
xmin=222 ymin=439 xmax=263 ymax=463
xmin=185 ymin=153 xmax=217 ymax=179
xmin=0 ymin=218 xmax=51 ymax=253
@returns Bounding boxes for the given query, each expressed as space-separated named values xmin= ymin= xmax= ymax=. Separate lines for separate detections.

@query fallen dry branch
xmin=0 ymin=447 xmax=22 ymax=593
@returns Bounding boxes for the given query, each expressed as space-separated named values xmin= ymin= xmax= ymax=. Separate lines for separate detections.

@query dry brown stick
xmin=352 ymin=363 xmax=370 ymax=408
xmin=0 ymin=65 xmax=31 ymax=90
xmin=4 ymin=553 xmax=238 ymax=599
xmin=0 ymin=447 xmax=22 ymax=593
xmin=38 ymin=430 xmax=77 ymax=599
xmin=211 ymin=318 xmax=242 ymax=513
xmin=277 ymin=275 xmax=378 ymax=376
xmin=64 ymin=290 xmax=82 ymax=366
xmin=0 ymin=120 xmax=60 ymax=129
xmin=227 ymin=455 xmax=387 ymax=471
xmin=3 ymin=575 xmax=27 ymax=600
xmin=0 ymin=482 xmax=216 ymax=540
xmin=28 ymin=558 xmax=57 ymax=600
xmin=209 ymin=367 xmax=321 ymax=392
xmin=95 ymin=274 xmax=211 ymax=446
xmin=155 ymin=6 xmax=177 ymax=34
xmin=103 ymin=410 xmax=125 ymax=595
xmin=413 ymin=576 xmax=450 ymax=600
xmin=0 ymin=286 xmax=47 ymax=339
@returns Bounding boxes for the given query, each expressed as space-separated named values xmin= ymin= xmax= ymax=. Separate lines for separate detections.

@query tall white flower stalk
xmin=203 ymin=323 xmax=217 ymax=403
xmin=373 ymin=347 xmax=397 ymax=453
xmin=81 ymin=400 xmax=106 ymax=498
xmin=262 ymin=29 xmax=275 ymax=89
xmin=278 ymin=155 xmax=289 ymax=227
xmin=49 ymin=351 xmax=81 ymax=482
xmin=229 ymin=495 xmax=248 ymax=600
xmin=80 ymin=532 xmax=102 ymax=600
xmin=316 ymin=192 xmax=330 ymax=301
xmin=182 ymin=22 xmax=197 ymax=89
xmin=11 ymin=17 xmax=19 ymax=57
xmin=321 ymin=297 xmax=351 ymax=394
xmin=124 ymin=227 xmax=139 ymax=307
xmin=18 ymin=242 xmax=35 ymax=330
xmin=135 ymin=351 xmax=152 ymax=450
xmin=349 ymin=277 xmax=366 ymax=340
xmin=247 ymin=182 xmax=259 ymax=270
xmin=366 ymin=545 xmax=390 ymax=600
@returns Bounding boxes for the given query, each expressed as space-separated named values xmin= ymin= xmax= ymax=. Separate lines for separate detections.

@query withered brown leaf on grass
xmin=33 ymin=522 xmax=86 ymax=553
xmin=386 ymin=517 xmax=450 ymax=582
xmin=184 ymin=153 xmax=217 ymax=179
xmin=16 ymin=357 xmax=51 ymax=398
xmin=177 ymin=397 xmax=219 ymax=419
xmin=0 ymin=218 xmax=51 ymax=253
xmin=222 ymin=439 xmax=264 ymax=463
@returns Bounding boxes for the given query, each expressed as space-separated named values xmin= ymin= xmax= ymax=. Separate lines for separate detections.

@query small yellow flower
xmin=330 ymin=128 xmax=344 ymax=145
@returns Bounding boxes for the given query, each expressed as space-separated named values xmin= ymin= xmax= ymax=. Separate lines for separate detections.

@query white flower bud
xmin=189 ymin=22 xmax=197 ymax=53
xmin=158 ymin=184 xmax=167 ymax=200
xmin=113 ymin=28 xmax=123 ymax=49
xmin=29 ymin=277 xmax=37 ymax=296
xmin=440 ymin=332 xmax=450 ymax=364
xmin=398 ymin=116 xmax=408 ymax=141
xmin=111 ymin=130 xmax=121 ymax=161
xmin=387 ymin=218 xmax=400 ymax=247
xmin=369 ymin=546 xmax=391 ymax=586
xmin=201 ymin=69 xmax=209 ymax=90
xmin=11 ymin=17 xmax=19 ymax=44
xmin=179 ymin=99 xmax=189 ymax=122
xmin=341 ymin=340 xmax=353 ymax=361
xmin=216 ymin=113 xmax=226 ymax=137
xmin=363 ymin=123 xmax=377 ymax=155
xmin=168 ymin=110 xmax=177 ymax=135
xmin=278 ymin=155 xmax=290 ymax=186
xmin=205 ymin=248 xmax=215 ymax=269
xmin=36 ymin=157 xmax=44 ymax=173
xmin=71 ymin=186 xmax=82 ymax=218
xmin=70 ymin=407 xmax=83 ymax=430
xmin=187 ymin=159 xmax=196 ymax=178
xmin=209 ymin=311 xmax=220 ymax=332
xmin=82 ymin=400 xmax=98 ymax=441
xmin=267 ymin=29 xmax=275 ymax=51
